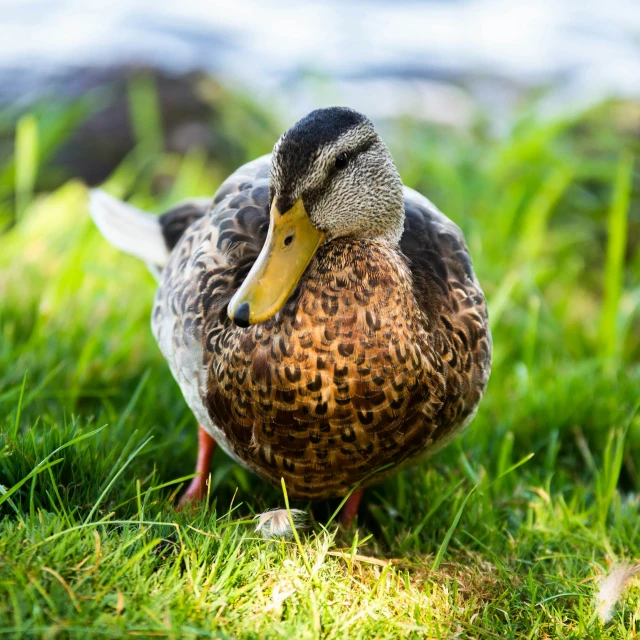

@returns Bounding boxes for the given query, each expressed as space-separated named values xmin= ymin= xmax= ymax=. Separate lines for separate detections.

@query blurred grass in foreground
xmin=0 ymin=81 xmax=639 ymax=637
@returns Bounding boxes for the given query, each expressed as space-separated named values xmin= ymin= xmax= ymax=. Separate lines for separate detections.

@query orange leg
xmin=340 ymin=488 xmax=365 ymax=527
xmin=177 ymin=425 xmax=217 ymax=509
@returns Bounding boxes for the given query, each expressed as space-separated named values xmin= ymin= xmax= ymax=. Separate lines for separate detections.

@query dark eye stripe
xmin=329 ymin=138 xmax=374 ymax=176
xmin=271 ymin=137 xmax=376 ymax=216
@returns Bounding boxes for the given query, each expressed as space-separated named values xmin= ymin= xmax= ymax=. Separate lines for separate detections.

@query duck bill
xmin=228 ymin=197 xmax=325 ymax=327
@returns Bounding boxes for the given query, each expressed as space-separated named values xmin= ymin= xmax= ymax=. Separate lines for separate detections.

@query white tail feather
xmin=89 ymin=189 xmax=169 ymax=268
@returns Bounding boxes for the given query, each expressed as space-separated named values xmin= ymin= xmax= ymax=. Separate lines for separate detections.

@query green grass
xmin=1 ymin=89 xmax=639 ymax=638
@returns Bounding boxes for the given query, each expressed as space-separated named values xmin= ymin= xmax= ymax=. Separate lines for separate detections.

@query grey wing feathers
xmin=400 ymin=186 xmax=492 ymax=389
xmin=401 ymin=186 xmax=483 ymax=305
xmin=159 ymin=198 xmax=212 ymax=250
xmin=150 ymin=156 xmax=273 ymax=459
xmin=211 ymin=154 xmax=272 ymax=208
xmin=158 ymin=155 xmax=272 ymax=253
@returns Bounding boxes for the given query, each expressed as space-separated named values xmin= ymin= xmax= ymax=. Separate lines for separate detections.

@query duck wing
xmin=401 ymin=187 xmax=492 ymax=432
xmin=151 ymin=155 xmax=272 ymax=461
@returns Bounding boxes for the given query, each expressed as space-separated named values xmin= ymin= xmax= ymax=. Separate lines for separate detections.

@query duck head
xmin=228 ymin=107 xmax=404 ymax=328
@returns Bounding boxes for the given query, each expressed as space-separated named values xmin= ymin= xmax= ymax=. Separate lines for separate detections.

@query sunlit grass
xmin=0 ymin=90 xmax=639 ymax=637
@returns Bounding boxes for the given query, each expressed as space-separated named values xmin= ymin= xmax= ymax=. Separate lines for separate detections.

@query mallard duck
xmin=90 ymin=107 xmax=491 ymax=524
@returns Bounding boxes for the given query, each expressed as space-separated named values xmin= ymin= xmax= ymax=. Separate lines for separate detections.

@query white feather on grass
xmin=594 ymin=561 xmax=640 ymax=623
xmin=255 ymin=509 xmax=307 ymax=539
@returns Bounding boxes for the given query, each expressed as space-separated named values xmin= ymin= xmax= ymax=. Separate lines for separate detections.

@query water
xmin=1 ymin=0 xmax=639 ymax=123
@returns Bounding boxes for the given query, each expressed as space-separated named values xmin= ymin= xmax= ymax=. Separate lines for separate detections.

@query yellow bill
xmin=228 ymin=197 xmax=325 ymax=327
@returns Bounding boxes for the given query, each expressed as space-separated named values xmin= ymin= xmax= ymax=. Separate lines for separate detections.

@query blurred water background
xmin=0 ymin=0 xmax=638 ymax=190
xmin=2 ymin=0 xmax=639 ymax=122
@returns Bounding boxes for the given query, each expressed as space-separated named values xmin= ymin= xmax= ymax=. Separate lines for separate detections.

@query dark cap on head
xmin=279 ymin=107 xmax=370 ymax=156
xmin=271 ymin=107 xmax=373 ymax=211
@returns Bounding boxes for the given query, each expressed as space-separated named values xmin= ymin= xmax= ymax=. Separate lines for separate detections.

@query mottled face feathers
xmin=270 ymin=107 xmax=405 ymax=244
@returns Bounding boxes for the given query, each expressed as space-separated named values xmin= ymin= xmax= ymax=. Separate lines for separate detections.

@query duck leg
xmin=339 ymin=488 xmax=365 ymax=527
xmin=177 ymin=425 xmax=217 ymax=509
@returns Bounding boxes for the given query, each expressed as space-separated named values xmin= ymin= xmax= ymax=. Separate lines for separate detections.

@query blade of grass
xmin=431 ymin=452 xmax=534 ymax=570
xmin=84 ymin=435 xmax=153 ymax=523
xmin=14 ymin=114 xmax=39 ymax=222
xmin=599 ymin=151 xmax=633 ymax=359
xmin=280 ymin=477 xmax=314 ymax=578
xmin=516 ymin=165 xmax=574 ymax=263
xmin=0 ymin=425 xmax=106 ymax=507
xmin=127 ymin=71 xmax=163 ymax=156
xmin=432 ymin=485 xmax=476 ymax=571
xmin=325 ymin=462 xmax=394 ymax=528
xmin=11 ymin=371 xmax=27 ymax=438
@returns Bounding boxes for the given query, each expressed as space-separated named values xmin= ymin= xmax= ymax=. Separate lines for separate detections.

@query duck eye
xmin=334 ymin=152 xmax=349 ymax=170
xmin=284 ymin=235 xmax=294 ymax=246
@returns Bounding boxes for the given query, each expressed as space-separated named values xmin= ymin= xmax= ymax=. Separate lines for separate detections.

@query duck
xmin=89 ymin=107 xmax=492 ymax=525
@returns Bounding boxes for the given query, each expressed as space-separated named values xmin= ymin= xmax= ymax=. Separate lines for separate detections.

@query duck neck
xmin=308 ymin=237 xmax=411 ymax=295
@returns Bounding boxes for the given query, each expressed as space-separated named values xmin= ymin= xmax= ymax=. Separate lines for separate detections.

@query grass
xmin=0 ymin=82 xmax=639 ymax=638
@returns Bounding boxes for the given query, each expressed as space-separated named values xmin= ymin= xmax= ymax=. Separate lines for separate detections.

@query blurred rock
xmin=1 ymin=66 xmax=280 ymax=189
